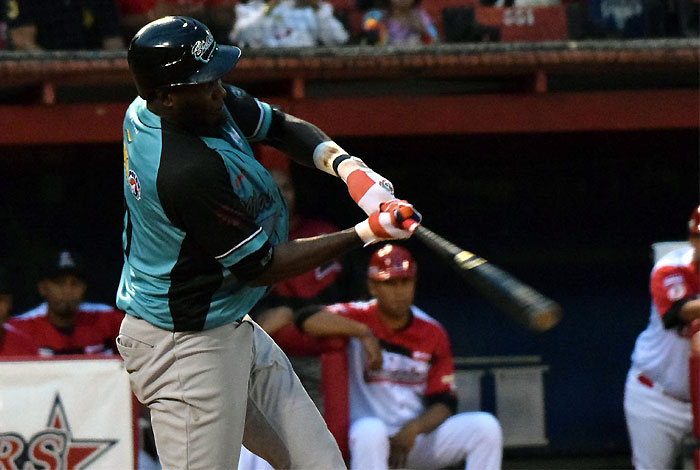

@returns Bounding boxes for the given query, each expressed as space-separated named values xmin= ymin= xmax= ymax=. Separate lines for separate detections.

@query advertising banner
xmin=0 ymin=357 xmax=135 ymax=470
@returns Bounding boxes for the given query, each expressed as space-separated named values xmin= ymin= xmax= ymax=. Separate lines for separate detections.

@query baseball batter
xmin=116 ymin=16 xmax=420 ymax=470
xmin=296 ymin=244 xmax=503 ymax=470
xmin=624 ymin=205 xmax=700 ymax=469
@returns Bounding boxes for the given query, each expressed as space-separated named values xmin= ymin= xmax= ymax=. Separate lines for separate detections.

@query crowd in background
xmin=0 ymin=0 xmax=697 ymax=51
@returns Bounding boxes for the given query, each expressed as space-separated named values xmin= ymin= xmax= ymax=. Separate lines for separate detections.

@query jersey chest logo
xmin=128 ymin=169 xmax=141 ymax=200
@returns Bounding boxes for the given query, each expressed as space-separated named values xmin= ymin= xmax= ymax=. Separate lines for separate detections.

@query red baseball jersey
xmin=326 ymin=300 xmax=456 ymax=433
xmin=0 ymin=323 xmax=39 ymax=356
xmin=631 ymin=246 xmax=700 ymax=400
xmin=9 ymin=303 xmax=124 ymax=356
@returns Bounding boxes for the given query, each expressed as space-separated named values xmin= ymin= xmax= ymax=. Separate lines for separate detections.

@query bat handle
xmin=391 ymin=207 xmax=420 ymax=232
xmin=401 ymin=218 xmax=419 ymax=232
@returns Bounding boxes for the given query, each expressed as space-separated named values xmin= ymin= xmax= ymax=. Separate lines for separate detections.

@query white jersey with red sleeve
xmin=630 ymin=246 xmax=700 ymax=401
xmin=326 ymin=299 xmax=456 ymax=434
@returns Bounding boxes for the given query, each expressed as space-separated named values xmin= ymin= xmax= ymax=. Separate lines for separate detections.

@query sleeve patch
xmin=663 ymin=274 xmax=687 ymax=300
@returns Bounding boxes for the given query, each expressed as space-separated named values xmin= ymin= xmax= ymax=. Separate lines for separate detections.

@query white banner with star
xmin=0 ymin=357 xmax=135 ymax=470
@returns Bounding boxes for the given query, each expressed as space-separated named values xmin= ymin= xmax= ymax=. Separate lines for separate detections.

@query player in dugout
xmin=295 ymin=244 xmax=503 ymax=470
xmin=624 ymin=204 xmax=700 ymax=469
xmin=117 ymin=16 xmax=421 ymax=470
xmin=9 ymin=249 xmax=124 ymax=356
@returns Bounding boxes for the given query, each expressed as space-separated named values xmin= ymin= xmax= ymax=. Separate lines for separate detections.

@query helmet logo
xmin=192 ymin=34 xmax=215 ymax=63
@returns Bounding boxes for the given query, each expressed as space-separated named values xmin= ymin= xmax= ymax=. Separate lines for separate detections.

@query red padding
xmin=689 ymin=319 xmax=700 ymax=442
xmin=321 ymin=348 xmax=350 ymax=459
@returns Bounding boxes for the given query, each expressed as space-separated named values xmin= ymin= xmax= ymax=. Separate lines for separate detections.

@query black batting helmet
xmin=127 ymin=16 xmax=241 ymax=99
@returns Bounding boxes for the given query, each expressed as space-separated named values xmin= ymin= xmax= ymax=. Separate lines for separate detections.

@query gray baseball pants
xmin=116 ymin=314 xmax=346 ymax=470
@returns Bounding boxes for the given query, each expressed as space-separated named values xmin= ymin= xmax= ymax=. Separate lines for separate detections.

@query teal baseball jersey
xmin=117 ymin=85 xmax=288 ymax=331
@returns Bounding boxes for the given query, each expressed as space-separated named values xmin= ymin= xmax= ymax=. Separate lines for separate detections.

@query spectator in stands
xmin=156 ymin=0 xmax=235 ymax=43
xmin=230 ymin=0 xmax=349 ymax=48
xmin=482 ymin=0 xmax=560 ymax=5
xmin=8 ymin=249 xmax=124 ymax=356
xmin=361 ymin=0 xmax=438 ymax=45
xmin=6 ymin=0 xmax=125 ymax=50
xmin=115 ymin=0 xmax=157 ymax=43
xmin=116 ymin=0 xmax=234 ymax=44
xmin=0 ymin=266 xmax=38 ymax=356
xmin=296 ymin=244 xmax=503 ymax=470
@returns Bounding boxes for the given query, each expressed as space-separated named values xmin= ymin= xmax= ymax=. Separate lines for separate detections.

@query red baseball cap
xmin=368 ymin=244 xmax=416 ymax=281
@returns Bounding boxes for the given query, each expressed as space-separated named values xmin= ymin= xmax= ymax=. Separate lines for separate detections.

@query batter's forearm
xmin=263 ymin=111 xmax=333 ymax=168
xmin=248 ymin=229 xmax=363 ymax=286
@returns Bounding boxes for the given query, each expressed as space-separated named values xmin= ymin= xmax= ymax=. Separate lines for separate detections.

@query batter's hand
xmin=380 ymin=199 xmax=422 ymax=231
xmin=336 ymin=157 xmax=396 ymax=215
xmin=354 ymin=208 xmax=417 ymax=245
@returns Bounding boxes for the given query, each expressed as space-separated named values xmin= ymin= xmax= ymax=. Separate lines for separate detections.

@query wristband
xmin=312 ymin=141 xmax=349 ymax=176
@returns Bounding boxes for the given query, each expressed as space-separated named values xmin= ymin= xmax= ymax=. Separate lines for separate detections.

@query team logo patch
xmin=128 ymin=169 xmax=141 ymax=200
xmin=412 ymin=351 xmax=431 ymax=362
xmin=379 ymin=179 xmax=394 ymax=195
xmin=0 ymin=394 xmax=117 ymax=469
xmin=663 ymin=274 xmax=686 ymax=300
xmin=192 ymin=34 xmax=215 ymax=63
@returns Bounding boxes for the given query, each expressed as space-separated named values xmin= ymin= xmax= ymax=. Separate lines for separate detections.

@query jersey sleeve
xmin=425 ymin=325 xmax=457 ymax=396
xmin=650 ymin=265 xmax=693 ymax=317
xmin=223 ymin=85 xmax=273 ymax=142
xmin=157 ymin=140 xmax=269 ymax=269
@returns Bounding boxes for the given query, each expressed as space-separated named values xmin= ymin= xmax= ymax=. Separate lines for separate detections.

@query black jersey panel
xmin=222 ymin=85 xmax=265 ymax=138
xmin=168 ymin=235 xmax=224 ymax=331
xmin=156 ymin=121 xmax=263 ymax=262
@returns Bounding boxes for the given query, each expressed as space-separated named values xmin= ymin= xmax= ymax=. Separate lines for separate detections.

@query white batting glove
xmin=355 ymin=209 xmax=417 ymax=246
xmin=313 ymin=142 xmax=395 ymax=216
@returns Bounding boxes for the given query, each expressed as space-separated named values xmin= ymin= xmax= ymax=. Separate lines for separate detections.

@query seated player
xmin=296 ymin=244 xmax=503 ymax=470
xmin=9 ymin=249 xmax=123 ymax=356
xmin=624 ymin=205 xmax=700 ymax=469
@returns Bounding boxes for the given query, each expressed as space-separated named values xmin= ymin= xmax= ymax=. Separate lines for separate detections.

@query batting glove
xmin=354 ymin=202 xmax=420 ymax=245
xmin=312 ymin=142 xmax=395 ymax=216
xmin=380 ymin=199 xmax=422 ymax=231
